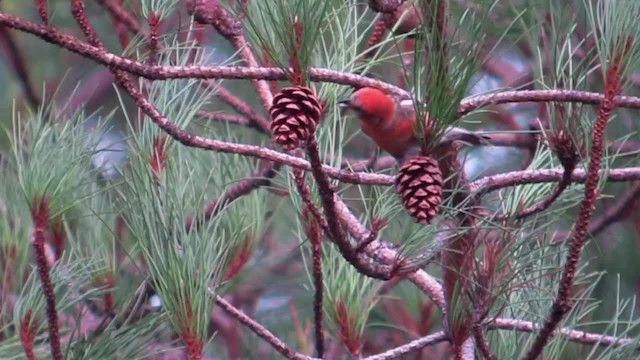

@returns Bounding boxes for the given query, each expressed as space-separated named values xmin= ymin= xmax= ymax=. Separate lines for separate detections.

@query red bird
xmin=339 ymin=87 xmax=488 ymax=164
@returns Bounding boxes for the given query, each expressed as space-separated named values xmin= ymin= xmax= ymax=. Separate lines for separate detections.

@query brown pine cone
xmin=395 ymin=155 xmax=443 ymax=224
xmin=269 ymin=86 xmax=322 ymax=150
xmin=382 ymin=0 xmax=422 ymax=36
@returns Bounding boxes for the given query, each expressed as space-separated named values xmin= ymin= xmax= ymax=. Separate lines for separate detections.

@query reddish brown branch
xmin=20 ymin=311 xmax=38 ymax=360
xmin=184 ymin=161 xmax=280 ymax=231
xmin=35 ymin=0 xmax=48 ymax=24
xmin=31 ymin=196 xmax=62 ymax=360
xmin=147 ymin=12 xmax=160 ymax=66
xmin=305 ymin=137 xmax=395 ymax=280
xmin=494 ymin=164 xmax=573 ymax=221
xmin=213 ymin=293 xmax=317 ymax=360
xmin=363 ymin=18 xmax=387 ymax=58
xmin=191 ymin=0 xmax=273 ymax=112
xmin=210 ymin=84 xmax=271 ymax=134
xmin=6 ymin=9 xmax=640 ymax=118
xmin=490 ymin=317 xmax=633 ymax=347
xmin=473 ymin=327 xmax=497 ymax=360
xmin=301 ymin=197 xmax=325 ymax=358
xmin=458 ymin=89 xmax=640 ymax=117
xmin=522 ymin=41 xmax=629 ymax=360
xmin=96 ymin=0 xmax=140 ymax=35
xmin=361 ymin=331 xmax=448 ymax=360
xmin=71 ymin=0 xmax=104 ymax=48
xmin=470 ymin=167 xmax=640 ymax=197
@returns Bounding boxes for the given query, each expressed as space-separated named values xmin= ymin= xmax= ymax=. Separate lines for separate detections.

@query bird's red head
xmin=339 ymin=87 xmax=396 ymax=125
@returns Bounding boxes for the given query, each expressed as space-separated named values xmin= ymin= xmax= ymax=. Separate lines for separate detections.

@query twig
xmin=19 ymin=311 xmax=38 ymax=360
xmin=292 ymin=168 xmax=330 ymax=234
xmin=489 ymin=317 xmax=634 ymax=347
xmin=191 ymin=0 xmax=273 ymax=112
xmin=470 ymin=167 xmax=640 ymax=197
xmin=96 ymin=0 xmax=140 ymax=34
xmin=35 ymin=0 xmax=48 ymax=24
xmin=212 ymin=293 xmax=319 ymax=360
xmin=332 ymin=194 xmax=446 ymax=308
xmin=197 ymin=110 xmax=252 ymax=126
xmin=209 ymin=83 xmax=271 ymax=133
xmin=305 ymin=137 xmax=395 ymax=280
xmin=184 ymin=161 xmax=280 ymax=231
xmin=96 ymin=0 xmax=272 ymax=133
xmin=458 ymin=89 xmax=640 ymax=117
xmin=360 ymin=331 xmax=448 ymax=360
xmin=587 ymin=182 xmax=640 ymax=237
xmin=493 ymin=164 xmax=573 ymax=221
xmin=473 ymin=327 xmax=498 ymax=360
xmin=300 ymin=186 xmax=325 ymax=358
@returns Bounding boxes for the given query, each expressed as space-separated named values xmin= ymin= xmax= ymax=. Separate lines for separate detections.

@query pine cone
xmin=395 ymin=155 xmax=443 ymax=224
xmin=269 ymin=86 xmax=322 ymax=150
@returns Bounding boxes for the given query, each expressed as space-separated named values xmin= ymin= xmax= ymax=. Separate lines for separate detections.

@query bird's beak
xmin=338 ymin=99 xmax=351 ymax=108
xmin=338 ymin=99 xmax=352 ymax=117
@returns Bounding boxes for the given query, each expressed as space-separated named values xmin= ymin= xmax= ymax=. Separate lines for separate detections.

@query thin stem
xmin=490 ymin=317 xmax=633 ymax=347
xmin=361 ymin=331 xmax=449 ymax=360
xmin=191 ymin=0 xmax=273 ymax=112
xmin=473 ymin=327 xmax=498 ymax=360
xmin=305 ymin=137 xmax=394 ymax=280
xmin=458 ymin=89 xmax=640 ymax=117
xmin=213 ymin=293 xmax=318 ymax=360
xmin=184 ymin=161 xmax=280 ymax=231
xmin=494 ymin=165 xmax=574 ymax=221
xmin=470 ymin=167 xmax=640 ymax=196
xmin=304 ymin=190 xmax=325 ymax=358
xmin=96 ymin=0 xmax=140 ymax=34
xmin=293 ymin=168 xmax=326 ymax=358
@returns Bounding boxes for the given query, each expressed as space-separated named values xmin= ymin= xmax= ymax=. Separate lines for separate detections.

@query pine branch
xmin=212 ymin=293 xmax=319 ymax=360
xmin=305 ymin=137 xmax=395 ymax=280
xmin=360 ymin=331 xmax=448 ymax=360
xmin=190 ymin=0 xmax=274 ymax=113
xmin=522 ymin=36 xmax=630 ymax=360
xmin=4 ymin=10 xmax=640 ymax=117
xmin=184 ymin=161 xmax=280 ymax=231
xmin=31 ymin=196 xmax=62 ymax=360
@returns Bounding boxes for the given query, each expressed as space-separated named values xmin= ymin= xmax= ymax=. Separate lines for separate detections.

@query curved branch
xmin=4 ymin=10 xmax=640 ymax=117
xmin=470 ymin=167 xmax=640 ymax=196
xmin=361 ymin=331 xmax=449 ymax=360
xmin=213 ymin=293 xmax=318 ymax=360
xmin=490 ymin=318 xmax=633 ymax=347
xmin=458 ymin=89 xmax=640 ymax=116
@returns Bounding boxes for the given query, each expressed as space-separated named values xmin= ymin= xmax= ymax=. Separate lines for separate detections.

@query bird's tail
xmin=440 ymin=127 xmax=491 ymax=146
